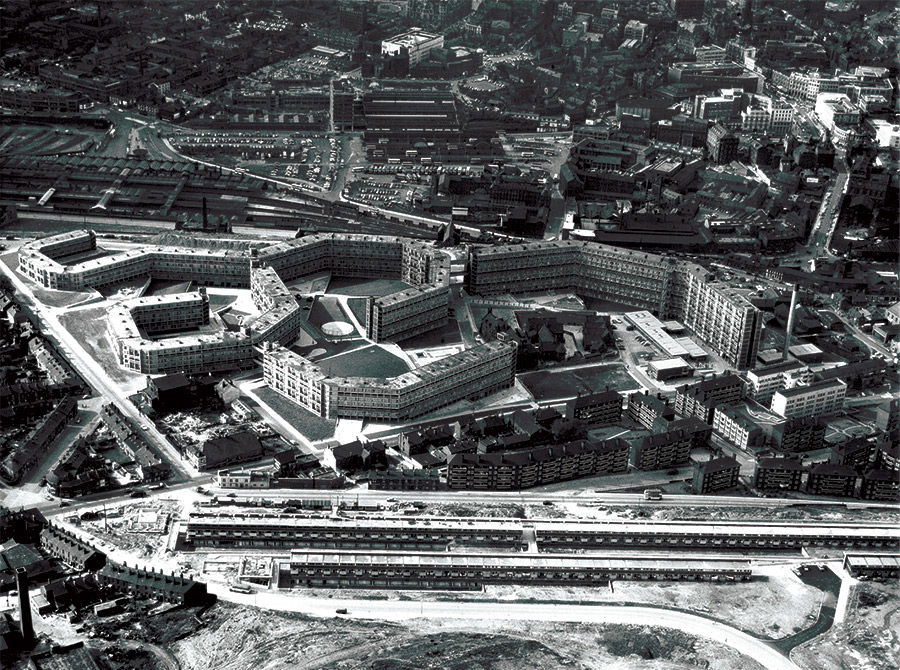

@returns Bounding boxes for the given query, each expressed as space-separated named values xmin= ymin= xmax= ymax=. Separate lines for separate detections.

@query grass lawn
xmin=291 ymin=339 xmax=364 ymax=360
xmin=253 ymin=385 xmax=336 ymax=442
xmin=574 ymin=363 xmax=640 ymax=394
xmin=145 ymin=279 xmax=193 ymax=296
xmin=317 ymin=344 xmax=410 ymax=378
xmin=308 ymin=296 xmax=349 ymax=328
xmin=327 ymin=277 xmax=412 ymax=297
xmin=398 ymin=319 xmax=462 ymax=348
xmin=520 ymin=364 xmax=638 ymax=401
xmin=58 ymin=305 xmax=140 ymax=384
xmin=346 ymin=297 xmax=369 ymax=326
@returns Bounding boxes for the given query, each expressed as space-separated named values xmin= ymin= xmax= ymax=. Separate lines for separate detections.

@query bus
xmin=643 ymin=488 xmax=663 ymax=501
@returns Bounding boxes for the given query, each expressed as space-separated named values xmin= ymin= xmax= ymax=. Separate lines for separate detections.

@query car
xmin=542 ymin=500 xmax=554 ymax=506
xmin=140 ymin=424 xmax=149 ymax=431
xmin=58 ymin=501 xmax=70 ymax=508
xmin=386 ymin=497 xmax=398 ymax=503
xmin=335 ymin=608 xmax=348 ymax=614
xmin=129 ymin=490 xmax=148 ymax=498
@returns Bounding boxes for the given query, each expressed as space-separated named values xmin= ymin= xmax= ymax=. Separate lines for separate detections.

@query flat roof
xmin=186 ymin=513 xmax=897 ymax=539
xmin=286 ymin=549 xmax=750 ymax=572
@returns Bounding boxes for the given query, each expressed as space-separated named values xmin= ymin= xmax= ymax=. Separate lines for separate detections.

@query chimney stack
xmin=202 ymin=197 xmax=208 ymax=230
xmin=783 ymin=284 xmax=799 ymax=360
xmin=16 ymin=568 xmax=34 ymax=646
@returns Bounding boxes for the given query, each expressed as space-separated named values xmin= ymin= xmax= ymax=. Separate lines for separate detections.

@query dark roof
xmin=201 ymin=431 xmax=262 ymax=467
xmin=697 ymin=456 xmax=739 ymax=473
xmin=810 ymin=463 xmax=858 ymax=477
xmin=757 ymin=457 xmax=805 ymax=471
xmin=863 ymin=468 xmax=899 ymax=483
xmin=151 ymin=373 xmax=191 ymax=392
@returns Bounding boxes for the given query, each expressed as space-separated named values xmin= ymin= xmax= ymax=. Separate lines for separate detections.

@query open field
xmin=399 ymin=319 xmax=463 ymax=348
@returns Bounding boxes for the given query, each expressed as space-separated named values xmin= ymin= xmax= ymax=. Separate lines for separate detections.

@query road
xmin=211 ymin=586 xmax=801 ymax=670
xmin=173 ymin=485 xmax=898 ymax=512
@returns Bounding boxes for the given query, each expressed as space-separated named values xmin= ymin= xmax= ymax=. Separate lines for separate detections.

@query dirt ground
xmin=171 ymin=603 xmax=765 ymax=670
xmin=793 ymin=581 xmax=900 ymax=670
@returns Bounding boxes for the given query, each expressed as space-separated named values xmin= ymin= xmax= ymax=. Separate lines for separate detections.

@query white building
xmin=770 ymin=379 xmax=847 ymax=419
xmin=382 ymin=29 xmax=444 ymax=66
xmin=815 ymin=93 xmax=861 ymax=132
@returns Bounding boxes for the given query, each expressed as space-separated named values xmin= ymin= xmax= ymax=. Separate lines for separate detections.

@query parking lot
xmin=168 ymin=130 xmax=341 ymax=188
xmin=342 ymin=162 xmax=480 ymax=208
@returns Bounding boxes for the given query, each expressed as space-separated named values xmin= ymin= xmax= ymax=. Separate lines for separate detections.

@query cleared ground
xmin=520 ymin=363 xmax=639 ymax=401
xmin=171 ymin=603 xmax=765 ymax=670
xmin=793 ymin=580 xmax=900 ymax=670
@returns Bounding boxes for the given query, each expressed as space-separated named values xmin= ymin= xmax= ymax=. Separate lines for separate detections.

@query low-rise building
xmin=40 ymin=524 xmax=106 ymax=572
xmin=842 ymin=554 xmax=900 ymax=580
xmin=187 ymin=431 xmax=263 ymax=471
xmin=96 ymin=563 xmax=207 ymax=606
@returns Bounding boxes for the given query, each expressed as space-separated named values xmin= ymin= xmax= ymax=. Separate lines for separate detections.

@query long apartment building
xmin=467 ymin=241 xmax=762 ymax=368
xmin=367 ymin=284 xmax=449 ymax=343
xmin=278 ymin=550 xmax=752 ymax=590
xmin=184 ymin=513 xmax=897 ymax=553
xmin=20 ymin=231 xmax=450 ymax=374
xmin=263 ymin=340 xmax=517 ymax=421
xmin=446 ymin=438 xmax=630 ymax=490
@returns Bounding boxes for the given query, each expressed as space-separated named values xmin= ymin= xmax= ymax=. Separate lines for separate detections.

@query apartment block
xmin=712 ymin=402 xmax=766 ymax=450
xmin=466 ymin=242 xmax=762 ymax=369
xmin=446 ymin=439 xmax=629 ymax=490
xmin=565 ymin=391 xmax=623 ymax=425
xmin=744 ymin=360 xmax=812 ymax=404
xmin=859 ymin=469 xmax=900 ymax=501
xmin=674 ymin=374 xmax=745 ymax=424
xmin=806 ymin=463 xmax=857 ymax=497
xmin=263 ymin=340 xmax=517 ymax=422
xmin=754 ymin=457 xmax=805 ymax=491
xmin=770 ymin=380 xmax=847 ymax=419
xmin=693 ymin=456 xmax=740 ymax=494
xmin=630 ymin=428 xmax=694 ymax=471
xmin=367 ymin=285 xmax=449 ymax=342
xmin=627 ymin=392 xmax=675 ymax=429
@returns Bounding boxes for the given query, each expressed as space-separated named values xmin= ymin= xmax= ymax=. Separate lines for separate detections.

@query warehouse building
xmin=842 ymin=554 xmax=900 ymax=580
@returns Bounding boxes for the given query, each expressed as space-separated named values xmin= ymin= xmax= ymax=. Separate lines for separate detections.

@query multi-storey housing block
xmin=263 ymin=340 xmax=516 ymax=421
xmin=770 ymin=380 xmax=847 ymax=419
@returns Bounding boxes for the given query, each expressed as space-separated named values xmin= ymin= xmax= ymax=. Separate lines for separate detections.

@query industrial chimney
xmin=783 ymin=285 xmax=799 ymax=360
xmin=16 ymin=568 xmax=34 ymax=646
